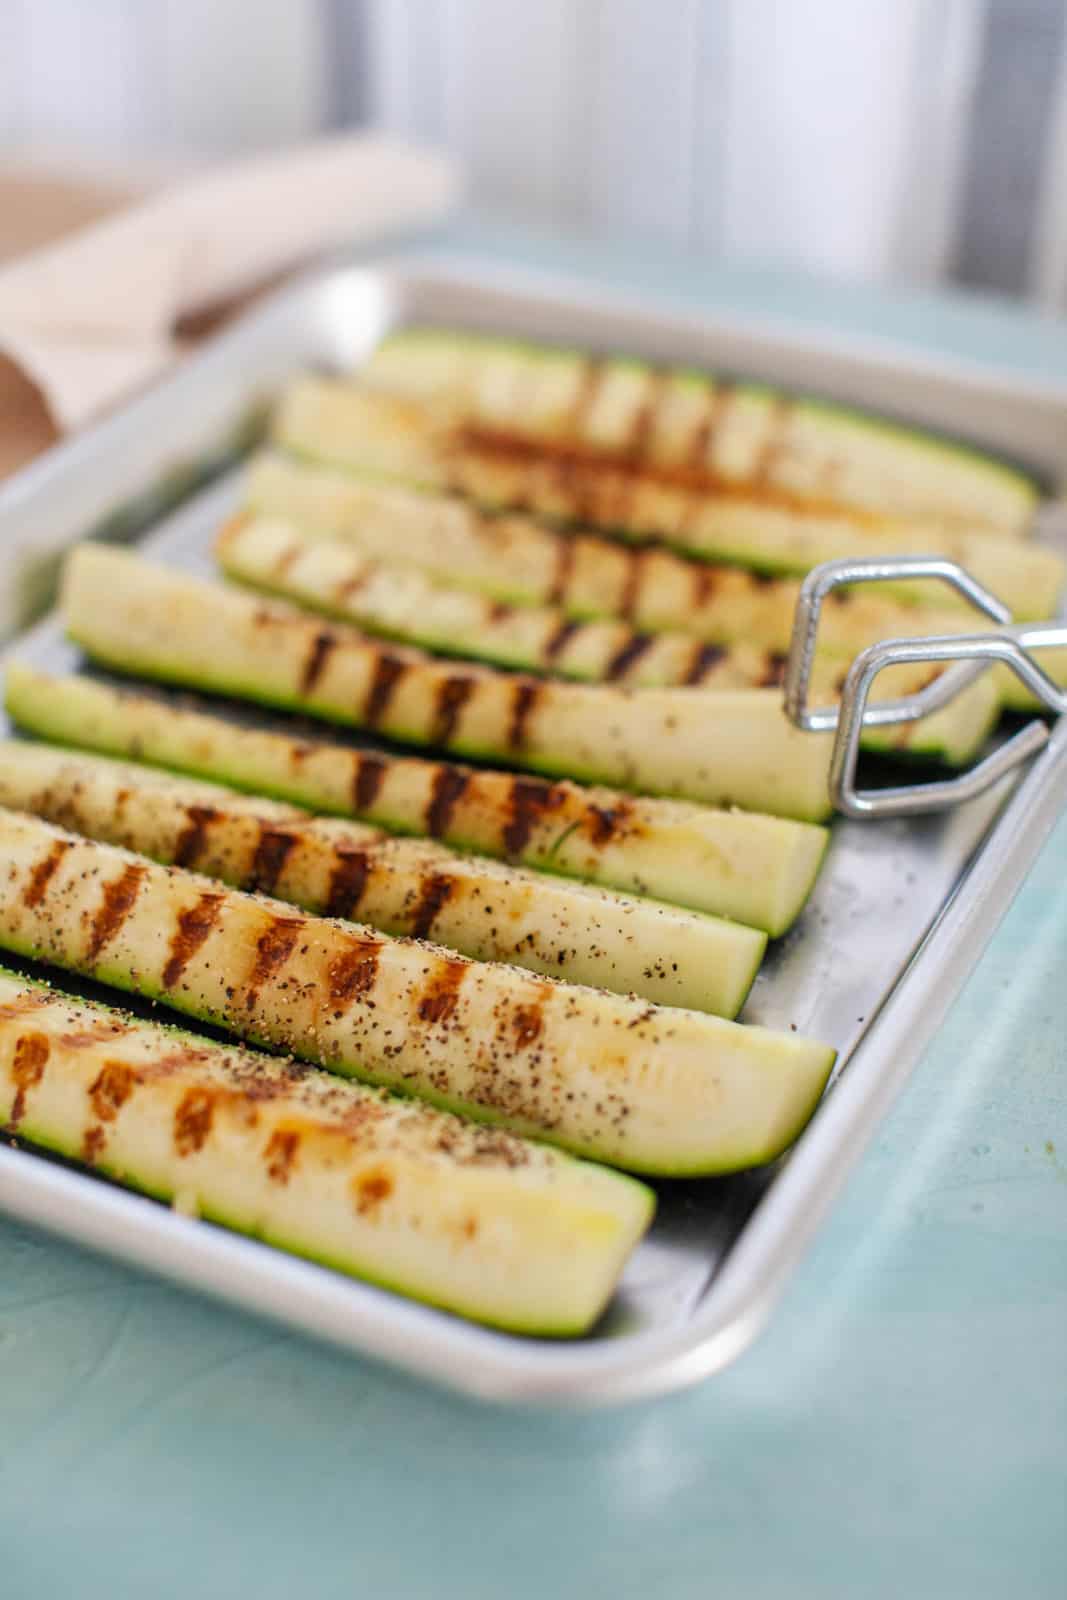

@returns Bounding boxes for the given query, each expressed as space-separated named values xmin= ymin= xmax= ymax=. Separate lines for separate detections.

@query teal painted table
xmin=2 ymin=221 xmax=1066 ymax=1599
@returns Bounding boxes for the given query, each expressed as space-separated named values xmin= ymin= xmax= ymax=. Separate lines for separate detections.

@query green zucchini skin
xmin=0 ymin=740 xmax=767 ymax=1017
xmin=5 ymin=664 xmax=829 ymax=935
xmin=272 ymin=380 xmax=1063 ymax=622
xmin=0 ymin=968 xmax=654 ymax=1335
xmin=59 ymin=545 xmax=837 ymax=822
xmin=0 ymin=809 xmax=835 ymax=1176
xmin=215 ymin=512 xmax=999 ymax=768
xmin=361 ymin=328 xmax=1040 ymax=538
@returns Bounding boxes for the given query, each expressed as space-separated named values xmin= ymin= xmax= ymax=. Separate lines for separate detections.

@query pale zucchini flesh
xmin=0 ymin=809 xmax=836 ymax=1175
xmin=0 ymin=969 xmax=654 ymax=1334
xmin=272 ymin=381 xmax=1063 ymax=622
xmin=0 ymin=741 xmax=766 ymax=1016
xmin=60 ymin=545 xmax=837 ymax=822
xmin=5 ymin=665 xmax=829 ymax=935
xmin=216 ymin=511 xmax=999 ymax=767
xmin=361 ymin=327 xmax=1039 ymax=538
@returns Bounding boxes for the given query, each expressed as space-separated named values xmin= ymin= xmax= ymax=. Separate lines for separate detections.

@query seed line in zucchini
xmin=0 ymin=969 xmax=654 ymax=1334
xmin=5 ymin=665 xmax=828 ymax=935
xmin=0 ymin=741 xmax=766 ymax=1016
xmin=214 ymin=512 xmax=999 ymax=766
xmin=272 ymin=381 xmax=1062 ymax=621
xmin=59 ymin=544 xmax=837 ymax=821
xmin=360 ymin=327 xmax=1038 ymax=538
xmin=0 ymin=809 xmax=836 ymax=1175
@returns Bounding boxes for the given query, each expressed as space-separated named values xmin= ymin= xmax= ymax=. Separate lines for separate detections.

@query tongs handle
xmin=784 ymin=556 xmax=1067 ymax=820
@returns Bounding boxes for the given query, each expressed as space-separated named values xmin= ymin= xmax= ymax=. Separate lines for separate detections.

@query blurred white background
xmin=2 ymin=0 xmax=1066 ymax=309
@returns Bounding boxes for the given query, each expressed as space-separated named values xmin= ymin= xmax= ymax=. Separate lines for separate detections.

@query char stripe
xmin=300 ymin=630 xmax=339 ymax=697
xmin=85 ymin=865 xmax=146 ymax=965
xmin=162 ymin=893 xmax=224 ymax=989
xmin=173 ymin=805 xmax=219 ymax=868
xmin=604 ymin=631 xmax=656 ymax=681
xmin=409 ymin=872 xmax=455 ymax=940
xmin=22 ymin=839 xmax=72 ymax=908
xmin=325 ymin=848 xmax=371 ymax=919
xmin=417 ymin=959 xmax=467 ymax=1024
xmin=431 ymin=675 xmax=475 ymax=746
xmin=542 ymin=617 xmax=581 ymax=664
xmin=507 ymin=681 xmax=541 ymax=749
xmin=363 ymin=654 xmax=408 ymax=729
xmin=248 ymin=826 xmax=298 ymax=894
xmin=684 ymin=642 xmax=727 ymax=685
xmin=425 ymin=766 xmax=470 ymax=838
xmin=352 ymin=754 xmax=387 ymax=814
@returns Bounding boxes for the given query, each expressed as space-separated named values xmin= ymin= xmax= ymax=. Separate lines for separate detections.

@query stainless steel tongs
xmin=783 ymin=555 xmax=1067 ymax=819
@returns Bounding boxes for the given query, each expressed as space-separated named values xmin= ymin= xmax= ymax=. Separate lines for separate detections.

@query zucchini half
xmin=272 ymin=381 xmax=1063 ymax=621
xmin=0 ymin=969 xmax=654 ymax=1335
xmin=59 ymin=545 xmax=837 ymax=822
xmin=361 ymin=327 xmax=1039 ymax=539
xmin=0 ymin=740 xmax=767 ymax=1016
xmin=5 ymin=665 xmax=829 ymax=936
xmin=215 ymin=512 xmax=999 ymax=768
xmin=0 ymin=809 xmax=836 ymax=1175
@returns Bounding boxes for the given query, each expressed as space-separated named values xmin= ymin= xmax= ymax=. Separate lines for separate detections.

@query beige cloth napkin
xmin=0 ymin=134 xmax=460 ymax=434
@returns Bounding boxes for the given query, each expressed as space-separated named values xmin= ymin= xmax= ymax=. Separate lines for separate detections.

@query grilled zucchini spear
xmin=215 ymin=512 xmax=999 ymax=766
xmin=272 ymin=381 xmax=1062 ymax=621
xmin=0 ymin=741 xmax=767 ymax=1016
xmin=5 ymin=665 xmax=828 ymax=935
xmin=59 ymin=545 xmax=838 ymax=821
xmin=0 ymin=970 xmax=654 ymax=1334
xmin=0 ymin=810 xmax=835 ymax=1175
xmin=361 ymin=328 xmax=1038 ymax=539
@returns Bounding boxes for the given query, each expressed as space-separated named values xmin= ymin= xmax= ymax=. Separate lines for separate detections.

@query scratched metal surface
xmin=0 ymin=256 xmax=1064 ymax=1401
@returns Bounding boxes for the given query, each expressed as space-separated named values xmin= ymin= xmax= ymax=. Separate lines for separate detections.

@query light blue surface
xmin=2 ymin=221 xmax=1065 ymax=1599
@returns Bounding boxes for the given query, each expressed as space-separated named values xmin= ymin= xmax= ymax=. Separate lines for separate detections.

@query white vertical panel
xmin=433 ymin=0 xmax=582 ymax=218
xmin=1028 ymin=20 xmax=1067 ymax=311
xmin=893 ymin=0 xmax=988 ymax=285
xmin=690 ymin=0 xmax=733 ymax=254
xmin=152 ymin=0 xmax=326 ymax=153
xmin=582 ymin=0 xmax=700 ymax=245
xmin=365 ymin=0 xmax=448 ymax=141
xmin=721 ymin=0 xmax=927 ymax=282
xmin=16 ymin=0 xmax=144 ymax=153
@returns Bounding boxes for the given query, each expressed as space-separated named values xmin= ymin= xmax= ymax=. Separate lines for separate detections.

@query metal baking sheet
xmin=1 ymin=255 xmax=1065 ymax=1405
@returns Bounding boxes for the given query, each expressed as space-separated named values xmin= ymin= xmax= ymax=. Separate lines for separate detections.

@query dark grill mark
xmin=85 ymin=865 xmax=146 ymax=965
xmin=486 ymin=600 xmax=512 ymax=624
xmin=690 ymin=565 xmax=720 ymax=609
xmin=502 ymin=777 xmax=558 ymax=858
xmin=547 ymin=536 xmax=576 ymax=605
xmin=352 ymin=754 xmax=387 ymax=814
xmin=759 ymin=650 xmax=789 ymax=688
xmin=336 ymin=570 xmax=369 ymax=604
xmin=617 ymin=549 xmax=646 ymax=622
xmin=587 ymin=801 xmax=634 ymax=847
xmin=425 ymin=767 xmax=469 ymax=838
xmin=507 ymin=681 xmax=541 ymax=750
xmin=8 ymin=1032 xmax=49 ymax=1128
xmin=542 ymin=617 xmax=581 ymax=664
xmin=327 ymin=939 xmax=382 ymax=1004
xmin=604 ymin=632 xmax=655 ymax=681
xmin=363 ymin=654 xmax=408 ymax=729
xmin=174 ymin=1087 xmax=215 ymax=1156
xmin=409 ymin=873 xmax=455 ymax=940
xmin=162 ymin=893 xmax=224 ymax=990
xmin=173 ymin=805 xmax=219 ymax=868
xmin=512 ymin=1006 xmax=543 ymax=1049
xmin=625 ymin=376 xmax=661 ymax=459
xmin=248 ymin=826 xmax=298 ymax=894
xmin=264 ymin=1128 xmax=300 ymax=1184
xmin=570 ymin=359 xmax=603 ymax=441
xmin=431 ymin=675 xmax=475 ymax=746
xmin=417 ymin=959 xmax=467 ymax=1024
xmin=684 ymin=642 xmax=727 ymax=685
xmin=324 ymin=848 xmax=371 ymax=919
xmin=88 ymin=1059 xmax=136 ymax=1122
xmin=22 ymin=840 xmax=71 ymax=908
xmin=246 ymin=918 xmax=302 ymax=1001
xmin=300 ymin=630 xmax=338 ymax=697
